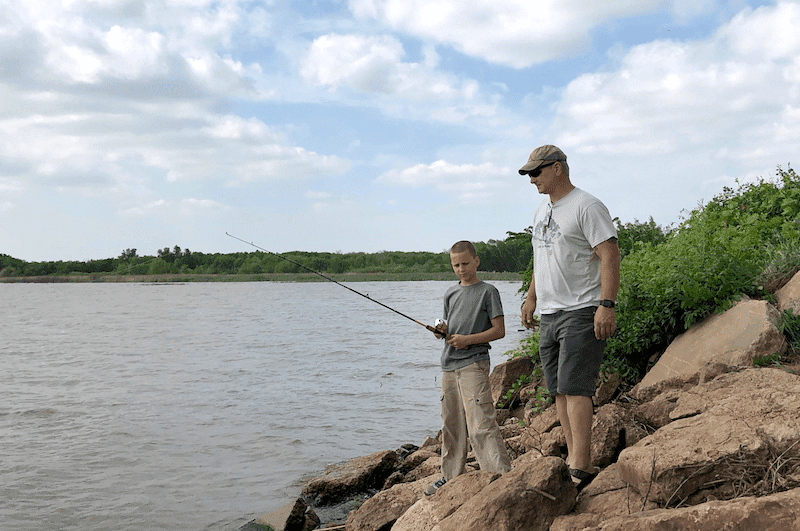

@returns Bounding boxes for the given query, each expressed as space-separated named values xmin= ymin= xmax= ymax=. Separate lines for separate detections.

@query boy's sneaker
xmin=424 ymin=477 xmax=447 ymax=496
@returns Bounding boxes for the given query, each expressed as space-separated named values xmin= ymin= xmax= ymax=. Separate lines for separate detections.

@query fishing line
xmin=226 ymin=232 xmax=447 ymax=337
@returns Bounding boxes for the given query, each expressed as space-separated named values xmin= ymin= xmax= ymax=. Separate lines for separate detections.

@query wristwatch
xmin=599 ymin=299 xmax=615 ymax=308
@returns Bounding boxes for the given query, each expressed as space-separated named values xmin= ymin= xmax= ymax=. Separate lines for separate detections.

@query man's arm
xmin=521 ymin=274 xmax=537 ymax=329
xmin=593 ymin=238 xmax=621 ymax=340
xmin=447 ymin=316 xmax=505 ymax=350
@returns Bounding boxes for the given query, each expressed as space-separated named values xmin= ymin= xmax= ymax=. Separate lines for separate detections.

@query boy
xmin=425 ymin=240 xmax=512 ymax=496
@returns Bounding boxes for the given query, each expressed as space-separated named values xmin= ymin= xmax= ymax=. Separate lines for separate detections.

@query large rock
xmin=618 ymin=368 xmax=800 ymax=505
xmin=776 ymin=270 xmax=800 ymax=314
xmin=591 ymin=403 xmax=641 ymax=469
xmin=583 ymin=487 xmax=800 ymax=531
xmin=302 ymin=450 xmax=399 ymax=505
xmin=343 ymin=474 xmax=432 ymax=531
xmin=490 ymin=356 xmax=535 ymax=407
xmin=254 ymin=498 xmax=319 ymax=531
xmin=550 ymin=464 xmax=658 ymax=531
xmin=594 ymin=372 xmax=623 ymax=407
xmin=632 ymin=390 xmax=679 ymax=430
xmin=432 ymin=454 xmax=576 ymax=531
xmin=391 ymin=471 xmax=499 ymax=531
xmin=526 ymin=404 xmax=560 ymax=434
xmin=402 ymin=456 xmax=442 ymax=483
xmin=632 ymin=298 xmax=786 ymax=400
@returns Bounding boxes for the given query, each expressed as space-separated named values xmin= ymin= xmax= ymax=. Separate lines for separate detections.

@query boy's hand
xmin=447 ymin=334 xmax=470 ymax=350
xmin=433 ymin=321 xmax=448 ymax=339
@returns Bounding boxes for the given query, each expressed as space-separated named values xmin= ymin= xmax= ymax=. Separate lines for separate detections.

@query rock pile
xmin=253 ymin=272 xmax=800 ymax=531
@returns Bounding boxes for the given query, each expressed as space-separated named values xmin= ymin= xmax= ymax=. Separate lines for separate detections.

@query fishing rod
xmin=225 ymin=232 xmax=449 ymax=338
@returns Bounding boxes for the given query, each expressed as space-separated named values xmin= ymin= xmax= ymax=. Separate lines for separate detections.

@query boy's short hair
xmin=450 ymin=240 xmax=477 ymax=257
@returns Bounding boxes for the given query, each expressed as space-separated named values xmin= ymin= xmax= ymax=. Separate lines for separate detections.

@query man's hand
xmin=594 ymin=306 xmax=616 ymax=340
xmin=521 ymin=297 xmax=537 ymax=329
xmin=433 ymin=322 xmax=448 ymax=339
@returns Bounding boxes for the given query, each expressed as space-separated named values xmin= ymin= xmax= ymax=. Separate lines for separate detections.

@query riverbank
xmin=279 ymin=277 xmax=800 ymax=531
xmin=0 ymin=271 xmax=523 ymax=283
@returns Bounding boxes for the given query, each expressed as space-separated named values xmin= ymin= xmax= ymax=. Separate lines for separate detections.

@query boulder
xmin=632 ymin=390 xmax=679 ymax=430
xmin=391 ymin=471 xmax=499 ymax=531
xmin=302 ymin=450 xmax=399 ymax=505
xmin=591 ymin=403 xmax=634 ymax=468
xmin=526 ymin=404 xmax=560 ymax=434
xmin=618 ymin=368 xmax=800 ymax=505
xmin=490 ymin=356 xmax=535 ymax=407
xmin=594 ymin=372 xmax=623 ymax=407
xmin=397 ymin=448 xmax=438 ymax=474
xmin=632 ymin=298 xmax=786 ymax=400
xmin=582 ymin=487 xmax=800 ymax=531
xmin=343 ymin=475 xmax=433 ymax=531
xmin=776 ymin=270 xmax=800 ymax=314
xmin=432 ymin=454 xmax=576 ymax=531
xmin=401 ymin=456 xmax=442 ymax=483
xmin=499 ymin=420 xmax=525 ymax=440
xmin=254 ymin=498 xmax=320 ymax=531
xmin=550 ymin=464 xmax=658 ymax=531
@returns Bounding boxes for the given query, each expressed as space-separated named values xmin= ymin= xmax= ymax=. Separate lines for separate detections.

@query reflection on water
xmin=0 ymin=281 xmax=528 ymax=530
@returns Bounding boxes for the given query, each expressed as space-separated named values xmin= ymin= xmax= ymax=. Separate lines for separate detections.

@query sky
xmin=1 ymin=0 xmax=798 ymax=262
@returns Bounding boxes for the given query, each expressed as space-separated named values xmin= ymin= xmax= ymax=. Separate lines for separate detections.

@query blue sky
xmin=1 ymin=0 xmax=797 ymax=262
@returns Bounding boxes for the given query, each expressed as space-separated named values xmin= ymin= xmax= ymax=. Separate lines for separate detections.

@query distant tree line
xmin=0 ymin=231 xmax=536 ymax=278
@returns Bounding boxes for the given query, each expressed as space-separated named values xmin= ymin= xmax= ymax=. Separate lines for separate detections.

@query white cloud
xmin=305 ymin=190 xmax=333 ymax=199
xmin=553 ymin=2 xmax=800 ymax=161
xmin=118 ymin=199 xmax=169 ymax=217
xmin=300 ymin=32 xmax=499 ymax=122
xmin=301 ymin=33 xmax=404 ymax=93
xmin=378 ymin=160 xmax=512 ymax=203
xmin=3 ymin=0 xmax=252 ymax=94
xmin=347 ymin=0 xmax=710 ymax=68
xmin=178 ymin=198 xmax=228 ymax=216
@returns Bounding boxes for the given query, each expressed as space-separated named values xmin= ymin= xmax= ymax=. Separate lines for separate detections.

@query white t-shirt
xmin=531 ymin=187 xmax=617 ymax=314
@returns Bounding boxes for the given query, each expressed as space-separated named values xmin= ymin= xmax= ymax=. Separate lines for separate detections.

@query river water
xmin=1 ymin=280 xmax=529 ymax=530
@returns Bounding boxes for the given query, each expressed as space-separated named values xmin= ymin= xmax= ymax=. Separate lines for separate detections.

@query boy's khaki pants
xmin=440 ymin=360 xmax=511 ymax=480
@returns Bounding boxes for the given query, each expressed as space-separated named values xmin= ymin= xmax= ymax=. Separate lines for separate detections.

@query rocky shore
xmin=249 ymin=271 xmax=800 ymax=531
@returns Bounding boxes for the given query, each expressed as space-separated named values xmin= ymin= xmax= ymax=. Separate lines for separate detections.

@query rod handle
xmin=425 ymin=324 xmax=450 ymax=341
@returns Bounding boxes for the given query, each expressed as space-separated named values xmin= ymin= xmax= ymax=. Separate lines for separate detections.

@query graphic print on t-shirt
xmin=534 ymin=204 xmax=561 ymax=248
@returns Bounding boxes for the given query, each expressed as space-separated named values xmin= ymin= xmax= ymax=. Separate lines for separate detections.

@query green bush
xmin=606 ymin=165 xmax=800 ymax=377
xmin=779 ymin=308 xmax=800 ymax=354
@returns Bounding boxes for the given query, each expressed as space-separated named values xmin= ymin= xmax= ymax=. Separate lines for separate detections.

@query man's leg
xmin=557 ymin=394 xmax=593 ymax=472
xmin=553 ymin=307 xmax=604 ymax=474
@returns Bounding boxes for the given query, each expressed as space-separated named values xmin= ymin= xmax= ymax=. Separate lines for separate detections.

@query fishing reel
xmin=433 ymin=318 xmax=448 ymax=339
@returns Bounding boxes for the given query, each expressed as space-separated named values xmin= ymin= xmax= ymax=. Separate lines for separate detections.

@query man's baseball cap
xmin=518 ymin=145 xmax=567 ymax=175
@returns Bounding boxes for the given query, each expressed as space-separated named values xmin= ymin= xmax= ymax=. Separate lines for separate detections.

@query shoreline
xmin=0 ymin=272 xmax=524 ymax=284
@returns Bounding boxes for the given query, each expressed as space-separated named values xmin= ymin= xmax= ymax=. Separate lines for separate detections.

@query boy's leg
xmin=440 ymin=369 xmax=468 ymax=480
xmin=460 ymin=361 xmax=511 ymax=475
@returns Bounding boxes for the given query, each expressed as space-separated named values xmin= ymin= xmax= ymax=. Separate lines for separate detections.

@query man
xmin=518 ymin=144 xmax=620 ymax=489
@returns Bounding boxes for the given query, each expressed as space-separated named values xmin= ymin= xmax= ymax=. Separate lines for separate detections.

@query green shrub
xmin=606 ymin=166 xmax=800 ymax=377
xmin=758 ymin=236 xmax=800 ymax=293
xmin=779 ymin=308 xmax=800 ymax=354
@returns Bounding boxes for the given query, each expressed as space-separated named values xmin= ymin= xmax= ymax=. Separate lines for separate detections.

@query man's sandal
xmin=569 ymin=468 xmax=597 ymax=491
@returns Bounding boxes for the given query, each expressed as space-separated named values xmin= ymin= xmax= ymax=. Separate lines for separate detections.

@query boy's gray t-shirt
xmin=440 ymin=280 xmax=504 ymax=371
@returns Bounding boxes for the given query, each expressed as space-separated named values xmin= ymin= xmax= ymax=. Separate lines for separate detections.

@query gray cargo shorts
xmin=539 ymin=306 xmax=606 ymax=396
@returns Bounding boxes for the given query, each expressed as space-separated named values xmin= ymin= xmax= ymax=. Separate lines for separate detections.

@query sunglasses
xmin=526 ymin=161 xmax=557 ymax=178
